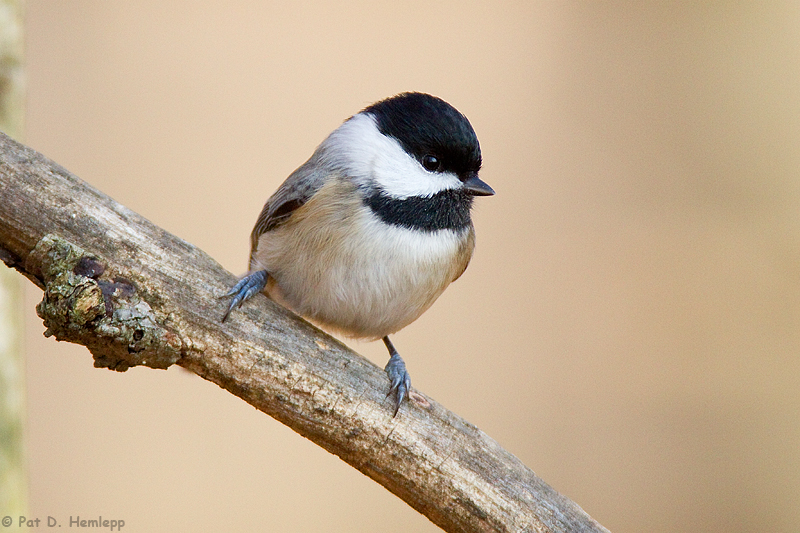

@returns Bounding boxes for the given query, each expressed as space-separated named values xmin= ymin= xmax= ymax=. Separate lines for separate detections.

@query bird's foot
xmin=383 ymin=337 xmax=411 ymax=416
xmin=221 ymin=270 xmax=268 ymax=321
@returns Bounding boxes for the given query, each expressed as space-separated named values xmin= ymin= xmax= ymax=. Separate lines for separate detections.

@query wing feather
xmin=249 ymin=152 xmax=330 ymax=252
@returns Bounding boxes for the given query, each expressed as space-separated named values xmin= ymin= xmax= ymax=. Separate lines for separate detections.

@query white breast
xmin=250 ymin=179 xmax=475 ymax=339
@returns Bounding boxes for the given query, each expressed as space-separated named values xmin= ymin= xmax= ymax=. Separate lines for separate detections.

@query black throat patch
xmin=364 ymin=188 xmax=474 ymax=232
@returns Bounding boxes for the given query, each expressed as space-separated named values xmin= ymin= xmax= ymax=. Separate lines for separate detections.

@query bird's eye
xmin=421 ymin=154 xmax=441 ymax=172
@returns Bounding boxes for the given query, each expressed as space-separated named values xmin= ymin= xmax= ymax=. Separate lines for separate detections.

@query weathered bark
xmin=0 ymin=132 xmax=610 ymax=533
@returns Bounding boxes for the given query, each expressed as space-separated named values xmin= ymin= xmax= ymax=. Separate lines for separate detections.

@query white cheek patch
xmin=325 ymin=113 xmax=462 ymax=199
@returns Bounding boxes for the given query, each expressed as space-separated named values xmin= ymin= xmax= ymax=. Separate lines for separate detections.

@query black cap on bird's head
xmin=364 ymin=92 xmax=494 ymax=197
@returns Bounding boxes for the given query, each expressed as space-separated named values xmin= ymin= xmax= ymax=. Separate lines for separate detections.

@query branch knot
xmin=30 ymin=234 xmax=182 ymax=371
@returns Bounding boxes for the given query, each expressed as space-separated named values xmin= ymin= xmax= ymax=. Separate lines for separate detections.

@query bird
xmin=222 ymin=92 xmax=494 ymax=415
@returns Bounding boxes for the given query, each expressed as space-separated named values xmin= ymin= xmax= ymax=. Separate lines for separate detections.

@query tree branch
xmin=0 ymin=132 xmax=610 ymax=533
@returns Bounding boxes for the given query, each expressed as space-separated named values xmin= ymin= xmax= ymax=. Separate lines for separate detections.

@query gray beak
xmin=462 ymin=172 xmax=495 ymax=196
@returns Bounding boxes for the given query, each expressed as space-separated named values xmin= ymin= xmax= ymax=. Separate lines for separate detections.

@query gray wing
xmin=249 ymin=151 xmax=329 ymax=252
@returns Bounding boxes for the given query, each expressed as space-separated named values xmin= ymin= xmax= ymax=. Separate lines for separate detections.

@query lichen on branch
xmin=32 ymin=234 xmax=182 ymax=371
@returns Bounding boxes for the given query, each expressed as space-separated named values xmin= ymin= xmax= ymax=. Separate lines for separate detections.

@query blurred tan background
xmin=11 ymin=1 xmax=800 ymax=532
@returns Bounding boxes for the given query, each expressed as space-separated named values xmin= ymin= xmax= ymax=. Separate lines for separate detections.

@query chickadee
xmin=223 ymin=92 xmax=494 ymax=414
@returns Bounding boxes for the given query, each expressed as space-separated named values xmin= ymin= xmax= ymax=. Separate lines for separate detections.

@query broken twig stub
xmin=31 ymin=234 xmax=182 ymax=371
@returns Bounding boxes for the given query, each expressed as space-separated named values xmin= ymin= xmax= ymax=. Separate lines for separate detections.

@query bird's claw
xmin=221 ymin=270 xmax=268 ymax=321
xmin=385 ymin=352 xmax=411 ymax=417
